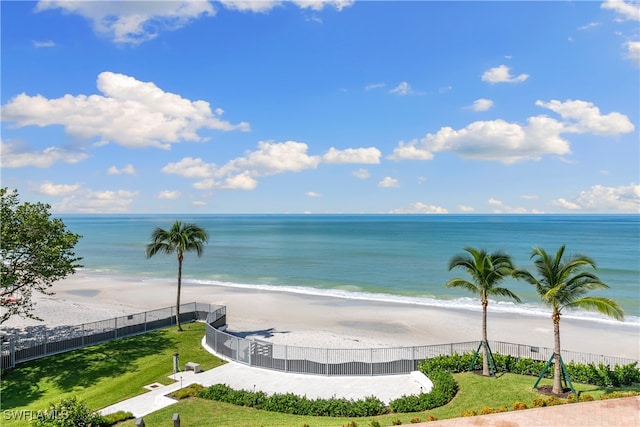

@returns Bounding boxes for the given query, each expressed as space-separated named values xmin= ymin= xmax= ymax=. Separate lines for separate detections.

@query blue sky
xmin=1 ymin=0 xmax=639 ymax=214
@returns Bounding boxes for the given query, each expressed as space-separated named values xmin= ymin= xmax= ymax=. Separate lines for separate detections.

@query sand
xmin=2 ymin=272 xmax=639 ymax=360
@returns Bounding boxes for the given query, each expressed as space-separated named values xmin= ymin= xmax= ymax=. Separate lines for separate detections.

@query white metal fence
xmin=204 ymin=322 xmax=640 ymax=376
xmin=3 ymin=303 xmax=637 ymax=377
xmin=0 ymin=302 xmax=226 ymax=370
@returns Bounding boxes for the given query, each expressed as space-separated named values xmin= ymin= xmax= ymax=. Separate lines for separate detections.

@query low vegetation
xmin=0 ymin=322 xmax=224 ymax=427
xmin=3 ymin=323 xmax=639 ymax=427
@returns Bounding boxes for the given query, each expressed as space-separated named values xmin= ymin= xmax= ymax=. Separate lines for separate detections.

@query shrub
xmin=102 ymin=411 xmax=134 ymax=425
xmin=198 ymin=384 xmax=386 ymax=417
xmin=30 ymin=396 xmax=107 ymax=427
xmin=579 ymin=394 xmax=594 ymax=402
xmin=512 ymin=401 xmax=528 ymax=410
xmin=410 ymin=417 xmax=421 ymax=423
xmin=425 ymin=414 xmax=438 ymax=421
xmin=480 ymin=406 xmax=495 ymax=415
xmin=170 ymin=383 xmax=205 ymax=400
xmin=532 ymin=398 xmax=546 ymax=408
xmin=391 ymin=419 xmax=403 ymax=426
xmin=369 ymin=421 xmax=381 ymax=427
xmin=460 ymin=409 xmax=477 ymax=417
xmin=343 ymin=421 xmax=358 ymax=427
xmin=390 ymin=368 xmax=458 ymax=412
xmin=545 ymin=396 xmax=564 ymax=406
xmin=418 ymin=352 xmax=640 ymax=387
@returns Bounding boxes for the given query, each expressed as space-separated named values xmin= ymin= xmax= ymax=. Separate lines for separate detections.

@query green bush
xmin=389 ymin=367 xmax=458 ymax=412
xmin=170 ymin=383 xmax=205 ymax=400
xmin=102 ymin=410 xmax=134 ymax=425
xmin=418 ymin=352 xmax=640 ymax=387
xmin=30 ymin=396 xmax=106 ymax=427
xmin=198 ymin=384 xmax=387 ymax=417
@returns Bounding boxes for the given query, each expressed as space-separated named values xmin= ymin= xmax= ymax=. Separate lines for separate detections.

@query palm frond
xmin=565 ymin=297 xmax=625 ymax=321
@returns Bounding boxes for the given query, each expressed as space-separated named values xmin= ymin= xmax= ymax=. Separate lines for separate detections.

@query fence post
xmin=284 ymin=345 xmax=288 ymax=372
xmin=370 ymin=348 xmax=373 ymax=376
xmin=82 ymin=324 xmax=85 ymax=346
xmin=144 ymin=311 xmax=147 ymax=332
xmin=10 ymin=338 xmax=16 ymax=368
xmin=326 ymin=348 xmax=329 ymax=376
xmin=114 ymin=317 xmax=118 ymax=339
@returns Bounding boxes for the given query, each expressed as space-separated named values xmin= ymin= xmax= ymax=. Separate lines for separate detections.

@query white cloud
xmin=33 ymin=182 xmax=139 ymax=213
xmin=601 ymin=0 xmax=640 ymax=21
xmin=390 ymin=202 xmax=448 ymax=214
xmin=481 ymin=65 xmax=529 ymax=84
xmin=553 ymin=198 xmax=581 ymax=210
xmin=223 ymin=140 xmax=320 ymax=176
xmin=352 ymin=168 xmax=370 ymax=179
xmin=553 ymin=183 xmax=640 ymax=213
xmin=219 ymin=1 xmax=282 ymax=12
xmin=322 ymin=147 xmax=381 ymax=164
xmin=162 ymin=157 xmax=216 ymax=178
xmin=458 ymin=204 xmax=475 ymax=212
xmin=192 ymin=200 xmax=207 ymax=207
xmin=390 ymin=117 xmax=569 ymax=164
xmin=469 ymin=98 xmax=494 ymax=112
xmin=487 ymin=198 xmax=529 ymax=213
xmin=0 ymin=140 xmax=89 ymax=168
xmin=36 ymin=181 xmax=81 ymax=196
xmin=162 ymin=141 xmax=384 ymax=191
xmin=32 ymin=40 xmax=56 ymax=48
xmin=305 ymin=191 xmax=321 ymax=197
xmin=536 ymin=99 xmax=635 ymax=135
xmin=55 ymin=189 xmax=139 ymax=213
xmin=107 ymin=164 xmax=136 ymax=175
xmin=578 ymin=22 xmax=601 ymax=30
xmin=390 ymin=99 xmax=634 ymax=164
xmin=365 ymin=83 xmax=386 ymax=91
xmin=2 ymin=72 xmax=249 ymax=150
xmin=36 ymin=0 xmax=215 ymax=45
xmin=218 ymin=172 xmax=258 ymax=190
xmin=389 ymin=81 xmax=413 ymax=96
xmin=157 ymin=190 xmax=181 ymax=200
xmin=378 ymin=176 xmax=399 ymax=188
xmin=291 ymin=1 xmax=354 ymax=11
xmin=625 ymin=40 xmax=640 ymax=65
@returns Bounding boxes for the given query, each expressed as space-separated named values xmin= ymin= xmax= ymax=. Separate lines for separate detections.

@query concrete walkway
xmin=99 ymin=338 xmax=638 ymax=426
xmin=100 ymin=361 xmax=432 ymax=418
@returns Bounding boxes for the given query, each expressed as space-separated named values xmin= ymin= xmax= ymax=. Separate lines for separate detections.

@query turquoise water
xmin=61 ymin=214 xmax=640 ymax=324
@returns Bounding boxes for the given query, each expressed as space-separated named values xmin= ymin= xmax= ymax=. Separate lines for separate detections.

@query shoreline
xmin=2 ymin=272 xmax=639 ymax=360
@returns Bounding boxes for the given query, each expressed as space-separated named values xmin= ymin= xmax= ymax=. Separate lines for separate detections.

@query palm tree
xmin=146 ymin=221 xmax=209 ymax=331
xmin=513 ymin=245 xmax=624 ymax=394
xmin=446 ymin=248 xmax=521 ymax=376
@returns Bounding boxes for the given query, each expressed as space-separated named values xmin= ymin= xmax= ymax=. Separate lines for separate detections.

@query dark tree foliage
xmin=1 ymin=188 xmax=82 ymax=323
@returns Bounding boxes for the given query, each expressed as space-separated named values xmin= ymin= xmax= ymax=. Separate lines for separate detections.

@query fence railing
xmin=204 ymin=322 xmax=640 ymax=376
xmin=3 ymin=302 xmax=637 ymax=377
xmin=0 ymin=302 xmax=226 ymax=370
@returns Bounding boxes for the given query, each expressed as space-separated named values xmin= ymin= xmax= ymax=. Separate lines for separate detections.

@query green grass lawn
xmin=2 ymin=322 xmax=637 ymax=427
xmin=115 ymin=373 xmax=639 ymax=427
xmin=0 ymin=322 xmax=224 ymax=427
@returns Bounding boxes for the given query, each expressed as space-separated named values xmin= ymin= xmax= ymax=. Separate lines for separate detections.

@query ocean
xmin=60 ymin=214 xmax=640 ymax=325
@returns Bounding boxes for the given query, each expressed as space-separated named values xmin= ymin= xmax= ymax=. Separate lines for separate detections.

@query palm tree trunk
xmin=176 ymin=252 xmax=183 ymax=331
xmin=552 ymin=310 xmax=562 ymax=394
xmin=481 ymin=297 xmax=489 ymax=376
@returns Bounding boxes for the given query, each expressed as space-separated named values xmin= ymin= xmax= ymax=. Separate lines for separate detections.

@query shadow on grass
xmin=0 ymin=330 xmax=174 ymax=409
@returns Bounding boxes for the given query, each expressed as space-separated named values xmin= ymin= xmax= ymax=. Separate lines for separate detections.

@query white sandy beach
xmin=2 ymin=272 xmax=639 ymax=360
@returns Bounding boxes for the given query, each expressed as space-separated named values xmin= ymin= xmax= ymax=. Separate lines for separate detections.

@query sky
xmin=1 ymin=0 xmax=639 ymax=214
